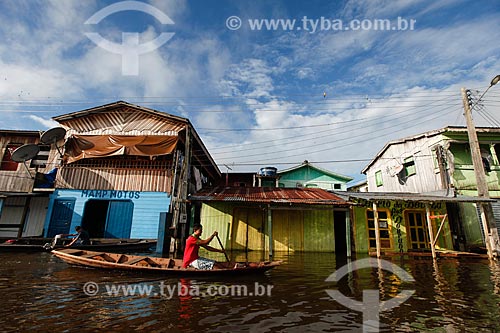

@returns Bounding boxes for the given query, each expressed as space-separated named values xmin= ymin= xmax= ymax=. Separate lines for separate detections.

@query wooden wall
xmin=43 ymin=189 xmax=170 ymax=239
xmin=0 ymin=134 xmax=60 ymax=193
xmin=352 ymin=200 xmax=451 ymax=253
xmin=200 ymin=202 xmax=339 ymax=252
xmin=56 ymin=157 xmax=173 ymax=192
xmin=366 ymin=135 xmax=444 ymax=193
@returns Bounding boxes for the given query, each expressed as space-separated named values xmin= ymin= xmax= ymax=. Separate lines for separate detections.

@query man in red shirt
xmin=182 ymin=224 xmax=225 ymax=269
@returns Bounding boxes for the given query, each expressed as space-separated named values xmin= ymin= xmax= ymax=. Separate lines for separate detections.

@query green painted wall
xmin=352 ymin=199 xmax=451 ymax=253
xmin=454 ymin=189 xmax=494 ymax=247
xmin=200 ymin=202 xmax=339 ymax=252
xmin=199 ymin=202 xmax=233 ymax=249
xmin=278 ymin=165 xmax=351 ymax=190
xmin=449 ymin=143 xmax=500 ymax=192
xmin=303 ymin=210 xmax=335 ymax=251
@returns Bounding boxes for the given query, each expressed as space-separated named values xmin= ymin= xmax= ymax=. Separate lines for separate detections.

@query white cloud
xmin=26 ymin=115 xmax=59 ymax=129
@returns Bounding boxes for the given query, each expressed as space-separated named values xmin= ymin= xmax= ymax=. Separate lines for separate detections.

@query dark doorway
xmin=446 ymin=202 xmax=465 ymax=251
xmin=334 ymin=210 xmax=347 ymax=255
xmin=81 ymin=200 xmax=134 ymax=239
xmin=81 ymin=200 xmax=109 ymax=238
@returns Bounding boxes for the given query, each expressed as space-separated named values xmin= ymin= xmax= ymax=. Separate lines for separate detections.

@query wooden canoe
xmin=0 ymin=238 xmax=157 ymax=252
xmin=51 ymin=249 xmax=281 ymax=275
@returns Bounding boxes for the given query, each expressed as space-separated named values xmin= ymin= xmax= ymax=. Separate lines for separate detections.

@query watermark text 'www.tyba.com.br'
xmin=226 ymin=16 xmax=416 ymax=33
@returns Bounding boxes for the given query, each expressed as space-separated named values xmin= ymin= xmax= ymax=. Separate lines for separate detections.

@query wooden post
xmin=479 ymin=204 xmax=493 ymax=260
xmin=462 ymin=87 xmax=499 ymax=259
xmin=425 ymin=203 xmax=436 ymax=260
xmin=372 ymin=202 xmax=381 ymax=258
xmin=345 ymin=209 xmax=352 ymax=258
xmin=267 ymin=204 xmax=273 ymax=259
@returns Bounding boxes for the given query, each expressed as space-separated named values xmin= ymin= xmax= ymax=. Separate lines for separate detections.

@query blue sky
xmin=0 ymin=0 xmax=499 ymax=182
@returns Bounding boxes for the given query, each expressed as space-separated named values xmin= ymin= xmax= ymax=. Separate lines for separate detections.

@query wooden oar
xmin=215 ymin=234 xmax=230 ymax=262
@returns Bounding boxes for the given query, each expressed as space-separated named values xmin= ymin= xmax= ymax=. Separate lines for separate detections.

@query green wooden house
xmin=335 ymin=191 xmax=492 ymax=256
xmin=189 ymin=186 xmax=351 ymax=254
xmin=277 ymin=161 xmax=353 ymax=190
xmin=361 ymin=126 xmax=500 ymax=251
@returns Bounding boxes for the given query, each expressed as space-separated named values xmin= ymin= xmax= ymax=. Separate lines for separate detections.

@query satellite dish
xmin=11 ymin=144 xmax=40 ymax=179
xmin=41 ymin=127 xmax=66 ymax=144
xmin=387 ymin=163 xmax=404 ymax=177
xmin=40 ymin=127 xmax=66 ymax=157
xmin=11 ymin=144 xmax=40 ymax=162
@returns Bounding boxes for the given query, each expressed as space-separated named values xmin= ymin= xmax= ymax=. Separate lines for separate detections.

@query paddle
xmin=215 ymin=233 xmax=230 ymax=262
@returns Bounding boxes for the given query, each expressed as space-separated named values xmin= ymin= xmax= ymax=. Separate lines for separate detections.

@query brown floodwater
xmin=0 ymin=251 xmax=499 ymax=332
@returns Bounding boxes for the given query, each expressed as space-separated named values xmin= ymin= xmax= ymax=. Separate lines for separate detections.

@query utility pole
xmin=461 ymin=87 xmax=500 ymax=259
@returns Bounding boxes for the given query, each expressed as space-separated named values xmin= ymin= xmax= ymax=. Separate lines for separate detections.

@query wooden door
xmin=272 ymin=210 xmax=304 ymax=252
xmin=231 ymin=207 xmax=264 ymax=251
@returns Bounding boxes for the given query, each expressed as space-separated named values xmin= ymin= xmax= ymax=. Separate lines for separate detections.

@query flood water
xmin=1 ymin=251 xmax=499 ymax=332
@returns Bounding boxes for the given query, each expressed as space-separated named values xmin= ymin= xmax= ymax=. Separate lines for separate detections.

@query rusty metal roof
xmin=190 ymin=186 xmax=349 ymax=205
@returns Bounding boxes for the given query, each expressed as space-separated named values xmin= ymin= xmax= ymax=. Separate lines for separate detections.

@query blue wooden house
xmin=42 ymin=101 xmax=220 ymax=244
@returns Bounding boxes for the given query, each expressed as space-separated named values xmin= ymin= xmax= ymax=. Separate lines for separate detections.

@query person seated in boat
xmin=65 ymin=226 xmax=91 ymax=247
xmin=182 ymin=224 xmax=225 ymax=270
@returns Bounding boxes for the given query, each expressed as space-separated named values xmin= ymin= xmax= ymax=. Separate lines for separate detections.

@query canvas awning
xmin=64 ymin=135 xmax=178 ymax=163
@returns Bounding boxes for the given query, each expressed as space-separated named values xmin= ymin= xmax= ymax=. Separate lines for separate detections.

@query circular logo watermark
xmin=325 ymin=258 xmax=415 ymax=332
xmin=226 ymin=16 xmax=242 ymax=30
xmin=84 ymin=1 xmax=175 ymax=76
xmin=83 ymin=281 xmax=99 ymax=296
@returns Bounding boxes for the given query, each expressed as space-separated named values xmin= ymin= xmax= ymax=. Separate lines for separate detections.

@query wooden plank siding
xmin=59 ymin=106 xmax=186 ymax=136
xmin=22 ymin=196 xmax=49 ymax=237
xmin=200 ymin=202 xmax=337 ymax=252
xmin=232 ymin=207 xmax=265 ymax=251
xmin=44 ymin=189 xmax=170 ymax=239
xmin=365 ymin=134 xmax=444 ymax=193
xmin=56 ymin=157 xmax=173 ymax=192
xmin=0 ymin=133 xmax=60 ymax=193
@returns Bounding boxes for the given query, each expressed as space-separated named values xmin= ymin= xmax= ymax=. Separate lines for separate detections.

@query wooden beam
xmin=267 ymin=204 xmax=273 ymax=259
xmin=345 ymin=209 xmax=352 ymax=258
xmin=432 ymin=214 xmax=448 ymax=247
xmin=372 ymin=202 xmax=381 ymax=258
xmin=425 ymin=204 xmax=436 ymax=260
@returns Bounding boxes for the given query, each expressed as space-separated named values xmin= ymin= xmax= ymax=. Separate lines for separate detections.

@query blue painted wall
xmin=43 ymin=189 xmax=170 ymax=239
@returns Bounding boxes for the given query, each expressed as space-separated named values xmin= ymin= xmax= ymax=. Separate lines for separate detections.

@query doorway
xmin=81 ymin=200 xmax=134 ymax=238
xmin=334 ymin=210 xmax=347 ymax=255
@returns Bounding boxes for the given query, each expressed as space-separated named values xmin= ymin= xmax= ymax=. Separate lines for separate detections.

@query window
xmin=375 ymin=170 xmax=383 ymax=187
xmin=1 ymin=143 xmax=21 ymax=171
xmin=403 ymin=156 xmax=416 ymax=176
xmin=334 ymin=183 xmax=341 ymax=190
xmin=367 ymin=209 xmax=392 ymax=249
xmin=405 ymin=211 xmax=428 ymax=249
xmin=30 ymin=145 xmax=50 ymax=168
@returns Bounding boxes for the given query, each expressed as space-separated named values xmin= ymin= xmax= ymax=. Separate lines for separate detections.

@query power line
xmin=220 ymin=106 xmax=458 ymax=164
xmin=208 ymin=99 xmax=460 ymax=154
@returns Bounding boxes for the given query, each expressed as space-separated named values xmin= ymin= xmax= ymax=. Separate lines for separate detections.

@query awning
xmin=64 ymin=135 xmax=178 ymax=163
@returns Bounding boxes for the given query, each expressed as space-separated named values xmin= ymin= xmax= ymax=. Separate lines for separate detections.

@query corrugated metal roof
xmin=190 ymin=186 xmax=349 ymax=205
xmin=333 ymin=191 xmax=497 ymax=203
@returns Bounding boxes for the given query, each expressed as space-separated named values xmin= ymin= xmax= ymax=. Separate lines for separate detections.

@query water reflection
xmin=0 ymin=251 xmax=500 ymax=332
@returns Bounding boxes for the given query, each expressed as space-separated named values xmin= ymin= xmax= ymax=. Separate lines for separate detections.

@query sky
xmin=0 ymin=0 xmax=499 ymax=183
